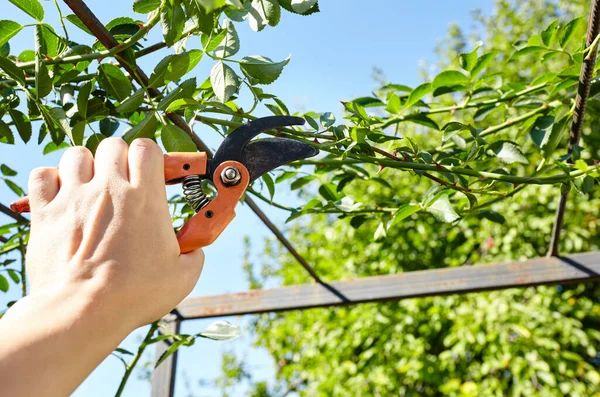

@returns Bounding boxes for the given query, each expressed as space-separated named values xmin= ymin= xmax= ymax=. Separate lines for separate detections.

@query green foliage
xmin=0 ymin=0 xmax=599 ymax=395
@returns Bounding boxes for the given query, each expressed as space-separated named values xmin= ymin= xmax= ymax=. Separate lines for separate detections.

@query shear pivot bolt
xmin=221 ymin=166 xmax=241 ymax=186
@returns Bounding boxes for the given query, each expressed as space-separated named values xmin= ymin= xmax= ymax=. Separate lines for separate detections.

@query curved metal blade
xmin=211 ymin=116 xmax=306 ymax=171
xmin=241 ymin=138 xmax=319 ymax=181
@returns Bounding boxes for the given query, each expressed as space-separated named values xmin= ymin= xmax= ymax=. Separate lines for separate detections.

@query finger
xmin=128 ymin=138 xmax=164 ymax=190
xmin=179 ymin=248 xmax=205 ymax=294
xmin=28 ymin=167 xmax=59 ymax=210
xmin=58 ymin=146 xmax=94 ymax=188
xmin=93 ymin=138 xmax=129 ymax=181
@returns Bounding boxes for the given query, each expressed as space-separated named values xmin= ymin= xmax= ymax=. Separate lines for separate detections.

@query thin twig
xmin=548 ymin=0 xmax=600 ymax=256
xmin=53 ymin=0 xmax=70 ymax=42
xmin=114 ymin=322 xmax=159 ymax=397
xmin=298 ymin=158 xmax=596 ymax=186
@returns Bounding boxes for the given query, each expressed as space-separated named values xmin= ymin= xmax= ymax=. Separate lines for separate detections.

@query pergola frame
xmin=0 ymin=1 xmax=599 ymax=396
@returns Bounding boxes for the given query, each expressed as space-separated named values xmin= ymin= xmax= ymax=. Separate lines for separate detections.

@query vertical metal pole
xmin=548 ymin=0 xmax=600 ymax=256
xmin=151 ymin=314 xmax=181 ymax=397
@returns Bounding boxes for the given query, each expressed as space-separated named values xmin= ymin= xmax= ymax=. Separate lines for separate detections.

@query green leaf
xmin=44 ymin=107 xmax=73 ymax=144
xmin=471 ymin=51 xmax=498 ymax=76
xmin=183 ymin=0 xmax=216 ymax=34
xmin=0 ymin=121 xmax=15 ymax=144
xmin=77 ymin=81 xmax=93 ymax=120
xmin=459 ymin=45 xmax=480 ymax=72
xmin=155 ymin=338 xmax=187 ymax=368
xmin=262 ymin=173 xmax=275 ymax=201
xmin=133 ymin=0 xmax=161 ymax=13
xmin=1 ymin=164 xmax=17 ymax=176
xmin=541 ymin=115 xmax=569 ymax=160
xmin=72 ymin=121 xmax=85 ymax=146
xmin=123 ymin=112 xmax=158 ymax=144
xmin=529 ymin=115 xmax=554 ymax=147
xmin=290 ymin=0 xmax=317 ymax=13
xmin=7 ymin=269 xmax=19 ymax=283
xmin=161 ymin=0 xmax=185 ymax=46
xmin=197 ymin=320 xmax=241 ymax=341
xmin=509 ymin=46 xmax=548 ymax=60
xmin=442 ymin=121 xmax=472 ymax=144
xmin=100 ymin=118 xmax=120 ymax=137
xmin=247 ymin=0 xmax=281 ymax=31
xmin=560 ymin=17 xmax=584 ymax=48
xmin=0 ymin=56 xmax=25 ymax=85
xmin=149 ymin=50 xmax=204 ymax=88
xmin=404 ymin=83 xmax=432 ymax=108
xmin=290 ymin=175 xmax=314 ymax=190
xmin=319 ymin=183 xmax=340 ymax=201
xmin=367 ymin=132 xmax=402 ymax=143
xmin=161 ymin=124 xmax=196 ymax=152
xmin=210 ymin=61 xmax=240 ymax=102
xmin=0 ymin=21 xmax=23 ymax=47
xmin=541 ymin=19 xmax=559 ymax=47
xmin=0 ymin=274 xmax=8 ymax=292
xmin=426 ymin=194 xmax=459 ymax=223
xmin=404 ymin=114 xmax=438 ymax=130
xmin=42 ymin=141 xmax=69 ymax=154
xmin=116 ymin=89 xmax=145 ymax=113
xmin=537 ymin=371 xmax=557 ymax=387
xmin=304 ymin=114 xmax=319 ymax=130
xmin=279 ymin=0 xmax=318 ymax=15
xmin=35 ymin=24 xmax=60 ymax=58
xmin=97 ymin=64 xmax=132 ymax=102
xmin=389 ymin=204 xmax=420 ymax=227
xmin=5 ymin=179 xmax=24 ymax=196
xmin=478 ymin=210 xmax=506 ymax=224
xmin=85 ymin=134 xmax=106 ymax=154
xmin=35 ymin=26 xmax=52 ymax=99
xmin=196 ymin=0 xmax=226 ymax=12
xmin=158 ymin=77 xmax=197 ymax=110
xmin=385 ymin=94 xmax=401 ymax=114
xmin=214 ymin=19 xmax=240 ymax=58
xmin=8 ymin=110 xmax=31 ymax=143
xmin=432 ymin=70 xmax=469 ymax=89
xmin=320 ymin=112 xmax=335 ymax=128
xmin=489 ymin=141 xmax=528 ymax=164
xmin=239 ymin=55 xmax=290 ymax=85
xmin=8 ymin=0 xmax=43 ymax=20
xmin=114 ymin=347 xmax=134 ymax=356
xmin=65 ymin=15 xmax=93 ymax=35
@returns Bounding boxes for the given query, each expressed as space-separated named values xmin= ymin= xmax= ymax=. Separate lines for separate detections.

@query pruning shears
xmin=10 ymin=116 xmax=318 ymax=253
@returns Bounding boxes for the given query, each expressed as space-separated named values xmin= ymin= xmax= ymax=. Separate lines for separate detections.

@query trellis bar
xmin=176 ymin=252 xmax=600 ymax=320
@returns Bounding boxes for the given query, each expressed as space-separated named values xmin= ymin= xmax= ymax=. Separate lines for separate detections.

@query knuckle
xmin=65 ymin=145 xmax=92 ymax=157
xmin=29 ymin=167 xmax=55 ymax=183
xmin=130 ymin=138 xmax=161 ymax=155
xmin=98 ymin=137 xmax=128 ymax=152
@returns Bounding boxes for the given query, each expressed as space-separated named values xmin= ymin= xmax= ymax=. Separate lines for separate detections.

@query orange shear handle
xmin=164 ymin=153 xmax=249 ymax=254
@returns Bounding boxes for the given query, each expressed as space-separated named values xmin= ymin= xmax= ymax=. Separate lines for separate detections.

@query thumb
xmin=179 ymin=248 xmax=205 ymax=294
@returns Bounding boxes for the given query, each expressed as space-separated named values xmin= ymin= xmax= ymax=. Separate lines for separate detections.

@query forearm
xmin=0 ymin=283 xmax=133 ymax=397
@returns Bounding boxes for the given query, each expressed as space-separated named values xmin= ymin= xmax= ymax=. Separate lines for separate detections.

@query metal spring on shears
xmin=182 ymin=175 xmax=211 ymax=213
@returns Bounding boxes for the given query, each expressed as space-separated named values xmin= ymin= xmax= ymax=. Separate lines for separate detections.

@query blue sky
xmin=0 ymin=1 xmax=493 ymax=395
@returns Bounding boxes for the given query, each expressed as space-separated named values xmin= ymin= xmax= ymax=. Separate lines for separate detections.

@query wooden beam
xmin=177 ymin=252 xmax=600 ymax=320
xmin=151 ymin=315 xmax=181 ymax=397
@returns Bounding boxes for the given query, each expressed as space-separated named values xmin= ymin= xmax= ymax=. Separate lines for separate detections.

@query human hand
xmin=25 ymin=138 xmax=204 ymax=330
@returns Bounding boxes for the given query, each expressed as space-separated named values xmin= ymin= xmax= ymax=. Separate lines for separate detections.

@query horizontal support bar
xmin=177 ymin=252 xmax=600 ymax=320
